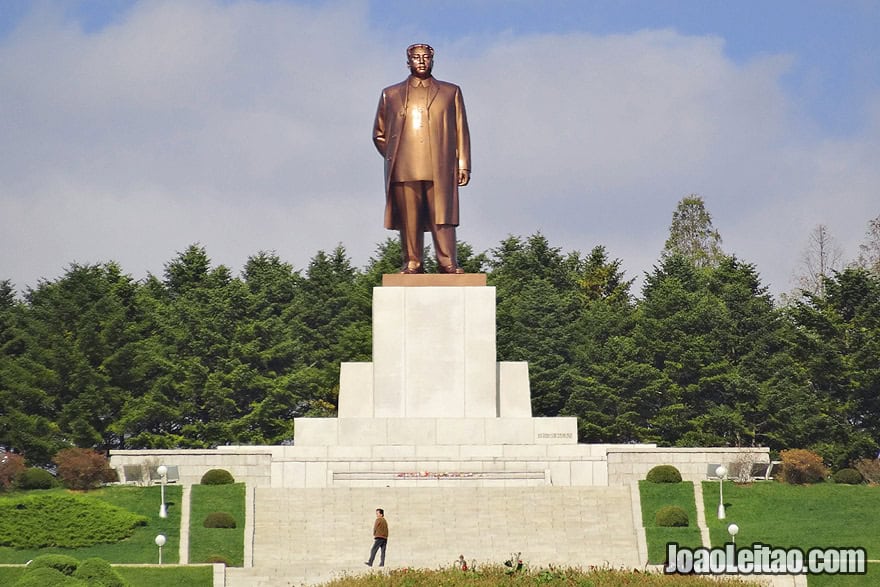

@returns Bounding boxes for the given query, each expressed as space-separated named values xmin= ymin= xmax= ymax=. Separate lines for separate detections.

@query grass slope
xmin=0 ymin=486 xmax=182 ymax=564
xmin=0 ymin=564 xmax=213 ymax=586
xmin=188 ymin=482 xmax=245 ymax=566
xmin=639 ymin=480 xmax=703 ymax=564
xmin=701 ymin=481 xmax=878 ymax=586
xmin=115 ymin=564 xmax=213 ymax=586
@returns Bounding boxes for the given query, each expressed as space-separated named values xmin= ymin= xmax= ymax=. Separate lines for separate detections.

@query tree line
xmin=2 ymin=200 xmax=878 ymax=468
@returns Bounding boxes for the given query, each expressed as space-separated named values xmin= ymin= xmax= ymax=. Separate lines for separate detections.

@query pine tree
xmin=662 ymin=195 xmax=724 ymax=268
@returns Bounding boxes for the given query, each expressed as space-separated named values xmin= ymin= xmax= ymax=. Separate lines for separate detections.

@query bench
xmin=751 ymin=461 xmax=780 ymax=481
xmin=122 ymin=464 xmax=145 ymax=485
xmin=706 ymin=463 xmax=726 ymax=479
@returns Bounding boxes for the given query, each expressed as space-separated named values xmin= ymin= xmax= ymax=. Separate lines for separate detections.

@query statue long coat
xmin=373 ymin=76 xmax=471 ymax=231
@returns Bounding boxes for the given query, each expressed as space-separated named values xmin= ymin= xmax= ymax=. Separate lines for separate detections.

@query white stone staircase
xmin=225 ymin=486 xmax=641 ymax=587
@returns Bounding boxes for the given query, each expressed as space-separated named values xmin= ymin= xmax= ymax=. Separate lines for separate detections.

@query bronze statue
xmin=373 ymin=44 xmax=471 ymax=274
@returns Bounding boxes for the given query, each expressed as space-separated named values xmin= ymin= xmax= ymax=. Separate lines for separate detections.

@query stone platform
xmin=110 ymin=278 xmax=770 ymax=489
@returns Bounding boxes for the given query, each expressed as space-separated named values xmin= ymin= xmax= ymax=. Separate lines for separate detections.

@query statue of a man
xmin=373 ymin=43 xmax=471 ymax=274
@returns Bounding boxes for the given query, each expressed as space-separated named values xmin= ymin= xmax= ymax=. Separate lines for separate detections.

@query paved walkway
xmin=692 ymin=479 xmax=712 ymax=547
xmin=227 ymin=485 xmax=640 ymax=586
xmin=179 ymin=484 xmax=191 ymax=564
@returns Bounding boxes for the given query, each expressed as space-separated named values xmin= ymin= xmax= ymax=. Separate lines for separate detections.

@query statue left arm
xmin=455 ymin=86 xmax=471 ymax=187
xmin=373 ymin=91 xmax=388 ymax=157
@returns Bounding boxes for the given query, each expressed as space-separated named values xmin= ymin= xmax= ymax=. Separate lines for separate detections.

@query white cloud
xmin=1 ymin=1 xmax=877 ymax=297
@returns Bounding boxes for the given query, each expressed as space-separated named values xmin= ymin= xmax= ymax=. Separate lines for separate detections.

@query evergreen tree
xmin=662 ymin=195 xmax=724 ymax=268
xmin=286 ymin=245 xmax=371 ymax=416
xmin=787 ymin=268 xmax=880 ymax=466
xmin=563 ymin=247 xmax=639 ymax=442
xmin=13 ymin=264 xmax=141 ymax=453
xmin=490 ymin=234 xmax=583 ymax=416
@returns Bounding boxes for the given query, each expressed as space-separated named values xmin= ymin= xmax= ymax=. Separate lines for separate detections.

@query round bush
xmin=16 ymin=468 xmax=57 ymax=490
xmin=203 ymin=511 xmax=237 ymax=528
xmin=646 ymin=465 xmax=682 ymax=483
xmin=200 ymin=469 xmax=235 ymax=485
xmin=26 ymin=554 xmax=80 ymax=575
xmin=72 ymin=557 xmax=126 ymax=587
xmin=655 ymin=505 xmax=689 ymax=527
xmin=15 ymin=567 xmax=86 ymax=587
xmin=833 ymin=468 xmax=863 ymax=485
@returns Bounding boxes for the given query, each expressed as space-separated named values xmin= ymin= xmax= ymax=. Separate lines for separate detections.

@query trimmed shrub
xmin=833 ymin=468 xmax=863 ymax=485
xmin=26 ymin=554 xmax=80 ymax=575
xmin=15 ymin=567 xmax=85 ymax=587
xmin=204 ymin=511 xmax=237 ymax=528
xmin=201 ymin=469 xmax=235 ymax=485
xmin=0 ymin=493 xmax=148 ymax=549
xmin=854 ymin=458 xmax=880 ymax=484
xmin=646 ymin=465 xmax=682 ymax=483
xmin=104 ymin=467 xmax=120 ymax=483
xmin=780 ymin=449 xmax=828 ymax=484
xmin=53 ymin=448 xmax=115 ymax=490
xmin=0 ymin=451 xmax=26 ymax=491
xmin=16 ymin=467 xmax=57 ymax=490
xmin=655 ymin=505 xmax=689 ymax=527
xmin=72 ymin=557 xmax=127 ymax=587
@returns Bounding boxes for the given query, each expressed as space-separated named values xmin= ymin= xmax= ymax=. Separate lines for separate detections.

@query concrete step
xmin=229 ymin=486 xmax=640 ymax=586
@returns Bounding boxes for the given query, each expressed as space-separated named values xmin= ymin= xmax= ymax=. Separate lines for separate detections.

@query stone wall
xmin=109 ymin=444 xmax=770 ymax=488
xmin=606 ymin=446 xmax=770 ymax=485
xmin=109 ymin=448 xmax=273 ymax=487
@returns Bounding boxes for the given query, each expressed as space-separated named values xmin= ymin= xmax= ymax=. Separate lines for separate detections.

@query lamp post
xmin=155 ymin=534 xmax=166 ymax=564
xmin=157 ymin=465 xmax=167 ymax=519
xmin=728 ymin=523 xmax=739 ymax=545
xmin=715 ymin=465 xmax=728 ymax=519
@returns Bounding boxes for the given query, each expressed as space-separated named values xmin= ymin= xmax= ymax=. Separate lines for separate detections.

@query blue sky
xmin=1 ymin=0 xmax=878 ymax=296
xmin=5 ymin=0 xmax=876 ymax=133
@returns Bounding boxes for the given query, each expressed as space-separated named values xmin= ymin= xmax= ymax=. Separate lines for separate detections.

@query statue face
xmin=407 ymin=46 xmax=433 ymax=79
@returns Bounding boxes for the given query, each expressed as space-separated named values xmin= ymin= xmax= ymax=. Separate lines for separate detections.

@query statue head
xmin=406 ymin=43 xmax=434 ymax=79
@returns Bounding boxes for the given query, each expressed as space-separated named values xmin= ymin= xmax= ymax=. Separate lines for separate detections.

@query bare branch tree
xmin=856 ymin=215 xmax=880 ymax=276
xmin=796 ymin=224 xmax=843 ymax=296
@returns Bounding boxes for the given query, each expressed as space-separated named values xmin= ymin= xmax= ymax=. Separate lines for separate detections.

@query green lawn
xmin=115 ymin=564 xmax=213 ymax=586
xmin=0 ymin=566 xmax=25 ymax=584
xmin=639 ymin=480 xmax=703 ymax=564
xmin=700 ymin=481 xmax=878 ymax=586
xmin=0 ymin=485 xmax=182 ymax=564
xmin=188 ymin=482 xmax=245 ymax=566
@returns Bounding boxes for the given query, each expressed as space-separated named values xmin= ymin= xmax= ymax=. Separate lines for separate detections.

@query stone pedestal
xmin=372 ymin=285 xmax=497 ymax=417
xmin=298 ymin=275 xmax=572 ymax=450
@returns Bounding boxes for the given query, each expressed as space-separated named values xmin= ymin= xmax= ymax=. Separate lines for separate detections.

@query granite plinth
xmin=293 ymin=416 xmax=577 ymax=447
xmin=381 ymin=273 xmax=487 ymax=286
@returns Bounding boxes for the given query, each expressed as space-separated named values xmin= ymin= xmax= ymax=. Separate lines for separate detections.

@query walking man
xmin=365 ymin=508 xmax=389 ymax=567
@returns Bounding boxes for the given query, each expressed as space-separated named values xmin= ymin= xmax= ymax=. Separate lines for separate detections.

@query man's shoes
xmin=364 ymin=562 xmax=372 ymax=567
xmin=399 ymin=267 xmax=424 ymax=274
xmin=439 ymin=265 xmax=465 ymax=274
